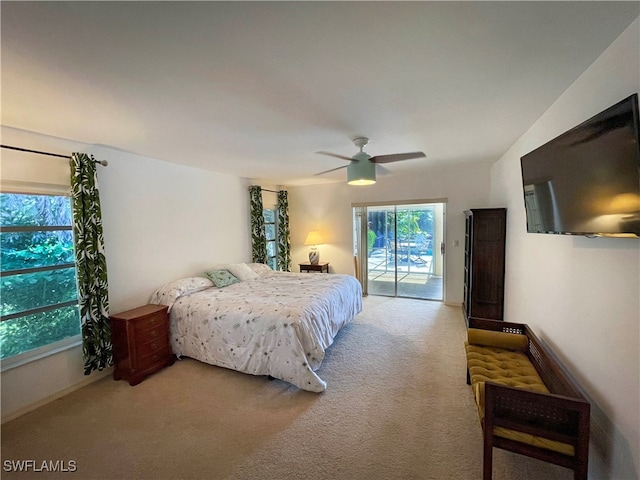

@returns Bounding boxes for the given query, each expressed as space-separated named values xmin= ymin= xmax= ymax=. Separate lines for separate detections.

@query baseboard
xmin=1 ymin=367 xmax=113 ymax=424
xmin=444 ymin=301 xmax=463 ymax=308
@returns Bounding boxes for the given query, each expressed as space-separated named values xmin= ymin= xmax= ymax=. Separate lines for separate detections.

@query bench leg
xmin=574 ymin=459 xmax=588 ymax=480
xmin=483 ymin=437 xmax=493 ymax=480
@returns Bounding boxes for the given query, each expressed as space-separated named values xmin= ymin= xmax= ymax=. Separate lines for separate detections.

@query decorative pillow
xmin=150 ymin=277 xmax=213 ymax=311
xmin=246 ymin=262 xmax=273 ymax=275
xmin=225 ymin=263 xmax=259 ymax=281
xmin=204 ymin=262 xmax=259 ymax=281
xmin=467 ymin=328 xmax=528 ymax=352
xmin=205 ymin=269 xmax=240 ymax=288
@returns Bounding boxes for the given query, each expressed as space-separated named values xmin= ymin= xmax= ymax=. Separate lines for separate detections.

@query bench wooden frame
xmin=467 ymin=317 xmax=590 ymax=480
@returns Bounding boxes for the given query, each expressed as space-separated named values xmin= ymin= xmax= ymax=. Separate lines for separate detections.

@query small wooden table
xmin=299 ymin=262 xmax=329 ymax=273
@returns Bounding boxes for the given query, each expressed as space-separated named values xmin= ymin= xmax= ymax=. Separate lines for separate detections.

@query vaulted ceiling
xmin=2 ymin=2 xmax=638 ymax=185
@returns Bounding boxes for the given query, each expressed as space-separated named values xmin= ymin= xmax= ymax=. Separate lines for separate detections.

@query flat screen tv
xmin=520 ymin=93 xmax=640 ymax=237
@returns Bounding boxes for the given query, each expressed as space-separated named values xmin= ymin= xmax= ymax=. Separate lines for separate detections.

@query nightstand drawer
xmin=135 ymin=312 xmax=167 ymax=333
xmin=136 ymin=324 xmax=166 ymax=343
xmin=299 ymin=262 xmax=329 ymax=273
xmin=136 ymin=334 xmax=169 ymax=357
xmin=137 ymin=346 xmax=171 ymax=371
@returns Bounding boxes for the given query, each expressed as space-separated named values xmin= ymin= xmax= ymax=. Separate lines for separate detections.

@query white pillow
xmin=246 ymin=262 xmax=273 ymax=275
xmin=225 ymin=263 xmax=259 ymax=281
xmin=150 ymin=277 xmax=213 ymax=311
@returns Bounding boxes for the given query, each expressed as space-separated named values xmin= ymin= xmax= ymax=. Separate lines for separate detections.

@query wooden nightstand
xmin=299 ymin=262 xmax=329 ymax=273
xmin=110 ymin=304 xmax=174 ymax=386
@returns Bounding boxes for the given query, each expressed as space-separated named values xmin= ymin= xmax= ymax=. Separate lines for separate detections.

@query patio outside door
xmin=354 ymin=202 xmax=445 ymax=301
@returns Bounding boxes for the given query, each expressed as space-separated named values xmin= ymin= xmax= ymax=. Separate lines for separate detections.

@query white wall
xmin=1 ymin=127 xmax=252 ymax=420
xmin=489 ymin=19 xmax=640 ymax=480
xmin=96 ymin=144 xmax=251 ymax=313
xmin=287 ymin=159 xmax=493 ymax=305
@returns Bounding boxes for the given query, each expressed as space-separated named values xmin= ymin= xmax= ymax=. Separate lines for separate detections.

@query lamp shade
xmin=304 ymin=230 xmax=324 ymax=246
xmin=347 ymin=160 xmax=376 ymax=185
xmin=609 ymin=192 xmax=640 ymax=213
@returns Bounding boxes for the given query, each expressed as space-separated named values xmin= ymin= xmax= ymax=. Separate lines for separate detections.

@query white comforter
xmin=153 ymin=272 xmax=362 ymax=392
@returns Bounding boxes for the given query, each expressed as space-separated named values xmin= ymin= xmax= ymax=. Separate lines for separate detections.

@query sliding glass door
xmin=354 ymin=202 xmax=445 ymax=301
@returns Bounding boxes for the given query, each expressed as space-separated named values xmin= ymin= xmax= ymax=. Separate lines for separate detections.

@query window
xmin=263 ymin=208 xmax=278 ymax=270
xmin=0 ymin=193 xmax=81 ymax=362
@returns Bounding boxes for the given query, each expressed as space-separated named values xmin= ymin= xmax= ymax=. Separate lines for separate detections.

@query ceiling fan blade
xmin=370 ymin=152 xmax=426 ymax=164
xmin=376 ymin=164 xmax=393 ymax=176
xmin=314 ymin=165 xmax=348 ymax=176
xmin=315 ymin=151 xmax=354 ymax=162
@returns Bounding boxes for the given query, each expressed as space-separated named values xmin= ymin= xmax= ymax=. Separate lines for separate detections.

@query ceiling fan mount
xmin=314 ymin=137 xmax=426 ymax=185
xmin=352 ymin=136 xmax=369 ymax=151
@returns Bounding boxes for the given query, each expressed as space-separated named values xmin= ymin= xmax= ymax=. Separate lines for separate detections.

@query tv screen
xmin=520 ymin=93 xmax=640 ymax=237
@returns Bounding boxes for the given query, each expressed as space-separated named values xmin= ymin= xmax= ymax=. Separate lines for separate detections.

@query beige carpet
xmin=1 ymin=297 xmax=571 ymax=480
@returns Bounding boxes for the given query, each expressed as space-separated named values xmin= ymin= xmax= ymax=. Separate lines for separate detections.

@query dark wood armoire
xmin=463 ymin=208 xmax=507 ymax=324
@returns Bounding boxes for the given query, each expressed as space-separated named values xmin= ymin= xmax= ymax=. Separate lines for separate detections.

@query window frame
xmin=0 ymin=192 xmax=82 ymax=371
xmin=263 ymin=207 xmax=278 ymax=270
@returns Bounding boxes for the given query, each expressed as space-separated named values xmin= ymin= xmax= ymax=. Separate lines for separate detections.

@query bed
xmin=149 ymin=263 xmax=362 ymax=392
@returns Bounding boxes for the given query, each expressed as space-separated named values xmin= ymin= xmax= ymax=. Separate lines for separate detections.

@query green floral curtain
xmin=276 ymin=190 xmax=291 ymax=272
xmin=249 ymin=185 xmax=267 ymax=263
xmin=70 ymin=153 xmax=111 ymax=375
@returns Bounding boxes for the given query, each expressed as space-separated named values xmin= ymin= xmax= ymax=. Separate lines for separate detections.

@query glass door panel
xmin=356 ymin=202 xmax=444 ymax=301
xmin=395 ymin=204 xmax=441 ymax=300
xmin=366 ymin=206 xmax=396 ymax=297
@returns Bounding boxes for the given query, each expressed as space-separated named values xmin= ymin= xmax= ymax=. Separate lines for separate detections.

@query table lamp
xmin=304 ymin=230 xmax=324 ymax=264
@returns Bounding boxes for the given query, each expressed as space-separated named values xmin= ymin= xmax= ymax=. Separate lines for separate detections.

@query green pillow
xmin=205 ymin=269 xmax=240 ymax=288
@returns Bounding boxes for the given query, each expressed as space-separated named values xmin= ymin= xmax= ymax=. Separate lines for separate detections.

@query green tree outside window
xmin=0 ymin=193 xmax=81 ymax=359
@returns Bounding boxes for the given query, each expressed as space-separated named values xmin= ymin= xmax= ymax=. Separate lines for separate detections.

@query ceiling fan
xmin=315 ymin=137 xmax=426 ymax=185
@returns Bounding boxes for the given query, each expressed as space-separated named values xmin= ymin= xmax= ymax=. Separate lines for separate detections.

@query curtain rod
xmin=1 ymin=144 xmax=108 ymax=166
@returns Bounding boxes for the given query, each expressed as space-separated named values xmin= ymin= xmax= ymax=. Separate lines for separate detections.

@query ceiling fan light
xmin=347 ymin=160 xmax=376 ymax=186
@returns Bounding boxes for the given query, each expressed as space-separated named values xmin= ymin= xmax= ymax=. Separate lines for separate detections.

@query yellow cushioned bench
xmin=465 ymin=317 xmax=590 ymax=480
